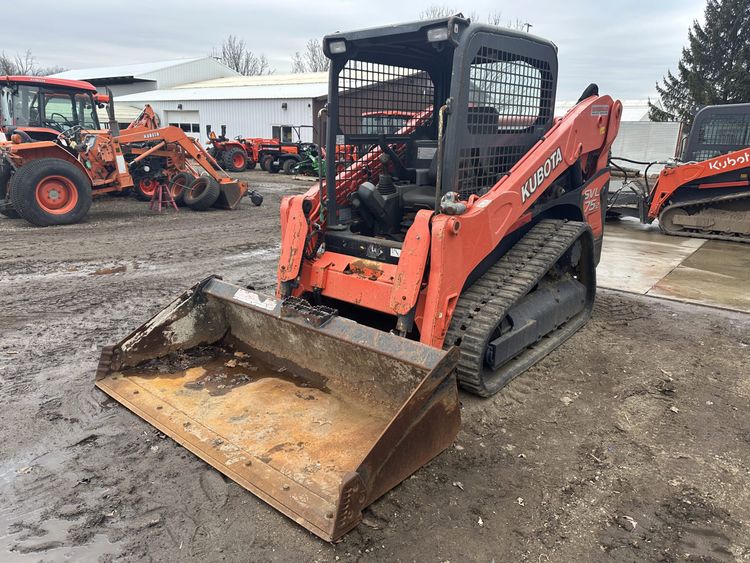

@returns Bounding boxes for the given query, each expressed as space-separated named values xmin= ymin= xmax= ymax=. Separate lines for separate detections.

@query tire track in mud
xmin=1 ymin=173 xmax=284 ymax=560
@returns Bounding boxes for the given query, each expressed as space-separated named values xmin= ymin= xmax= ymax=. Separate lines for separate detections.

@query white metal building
xmin=116 ymin=73 xmax=328 ymax=142
xmin=50 ymin=57 xmax=238 ymax=98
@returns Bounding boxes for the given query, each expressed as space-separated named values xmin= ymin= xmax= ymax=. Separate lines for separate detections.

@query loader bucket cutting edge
xmin=213 ymin=181 xmax=246 ymax=209
xmin=95 ymin=277 xmax=460 ymax=541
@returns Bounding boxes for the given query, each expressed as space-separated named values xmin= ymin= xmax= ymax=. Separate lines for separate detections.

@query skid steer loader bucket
xmin=95 ymin=277 xmax=460 ymax=541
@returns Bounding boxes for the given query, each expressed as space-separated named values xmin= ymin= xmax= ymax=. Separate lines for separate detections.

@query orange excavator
xmin=608 ymin=103 xmax=750 ymax=242
xmin=95 ymin=16 xmax=621 ymax=541
xmin=0 ymin=76 xmax=261 ymax=226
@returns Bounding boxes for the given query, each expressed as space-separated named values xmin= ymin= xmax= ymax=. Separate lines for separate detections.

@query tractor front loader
xmin=96 ymin=16 xmax=621 ymax=541
xmin=0 ymin=76 xmax=261 ymax=225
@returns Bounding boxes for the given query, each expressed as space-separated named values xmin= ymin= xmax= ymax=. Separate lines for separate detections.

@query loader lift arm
xmin=115 ymin=125 xmax=259 ymax=207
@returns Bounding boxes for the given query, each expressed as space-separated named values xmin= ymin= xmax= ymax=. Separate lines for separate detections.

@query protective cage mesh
xmin=456 ymin=46 xmax=553 ymax=198
xmin=691 ymin=114 xmax=750 ymax=161
xmin=331 ymin=60 xmax=435 ymax=202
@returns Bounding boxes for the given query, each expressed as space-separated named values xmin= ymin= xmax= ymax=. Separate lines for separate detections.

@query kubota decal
xmin=707 ymin=150 xmax=750 ymax=172
xmin=521 ymin=147 xmax=563 ymax=203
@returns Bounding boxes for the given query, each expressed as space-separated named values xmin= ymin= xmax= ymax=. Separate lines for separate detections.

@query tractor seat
xmin=401 ymin=185 xmax=436 ymax=210
xmin=401 ymin=147 xmax=439 ymax=210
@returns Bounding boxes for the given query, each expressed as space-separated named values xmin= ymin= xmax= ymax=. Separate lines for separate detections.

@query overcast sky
xmin=3 ymin=0 xmax=706 ymax=100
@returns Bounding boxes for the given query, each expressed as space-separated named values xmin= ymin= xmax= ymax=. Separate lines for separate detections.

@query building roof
xmin=51 ymin=58 xmax=209 ymax=82
xmin=117 ymin=72 xmax=329 ymax=102
xmin=177 ymin=72 xmax=328 ymax=89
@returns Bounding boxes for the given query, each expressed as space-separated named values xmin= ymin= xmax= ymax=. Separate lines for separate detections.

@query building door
xmin=165 ymin=110 xmax=201 ymax=140
xmin=272 ymin=125 xmax=295 ymax=142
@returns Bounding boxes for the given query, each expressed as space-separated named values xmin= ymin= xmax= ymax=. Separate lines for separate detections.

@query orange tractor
xmin=96 ymin=17 xmax=621 ymax=541
xmin=0 ymin=76 xmax=262 ymax=226
xmin=205 ymin=125 xmax=280 ymax=172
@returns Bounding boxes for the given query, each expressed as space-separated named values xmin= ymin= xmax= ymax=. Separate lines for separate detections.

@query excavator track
xmin=444 ymin=219 xmax=593 ymax=397
xmin=659 ymin=192 xmax=750 ymax=243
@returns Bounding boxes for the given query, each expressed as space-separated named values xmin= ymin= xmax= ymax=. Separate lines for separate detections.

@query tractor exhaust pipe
xmin=105 ymin=87 xmax=120 ymax=136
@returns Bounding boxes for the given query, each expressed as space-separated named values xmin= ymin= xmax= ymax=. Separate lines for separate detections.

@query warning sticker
xmin=115 ymin=155 xmax=127 ymax=174
xmin=233 ymin=289 xmax=277 ymax=311
xmin=591 ymin=105 xmax=609 ymax=116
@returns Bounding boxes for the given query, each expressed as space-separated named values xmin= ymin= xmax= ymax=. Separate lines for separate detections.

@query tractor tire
xmin=259 ymin=154 xmax=270 ymax=171
xmin=246 ymin=157 xmax=257 ymax=170
xmin=168 ymin=172 xmax=195 ymax=206
xmin=282 ymin=158 xmax=297 ymax=175
xmin=263 ymin=155 xmax=279 ymax=174
xmin=184 ymin=176 xmax=221 ymax=211
xmin=223 ymin=148 xmax=247 ymax=172
xmin=133 ymin=177 xmax=159 ymax=201
xmin=9 ymin=158 xmax=92 ymax=227
xmin=0 ymin=165 xmax=20 ymax=218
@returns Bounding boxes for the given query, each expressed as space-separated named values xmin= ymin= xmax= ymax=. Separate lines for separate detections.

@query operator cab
xmin=0 ymin=77 xmax=101 ymax=142
xmin=320 ymin=15 xmax=558 ymax=263
xmin=682 ymin=103 xmax=750 ymax=162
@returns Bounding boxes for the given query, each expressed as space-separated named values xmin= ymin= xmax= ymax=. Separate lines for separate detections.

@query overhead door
xmin=165 ymin=110 xmax=201 ymax=140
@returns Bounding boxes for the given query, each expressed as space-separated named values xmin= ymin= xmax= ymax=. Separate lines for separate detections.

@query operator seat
xmin=401 ymin=153 xmax=439 ymax=210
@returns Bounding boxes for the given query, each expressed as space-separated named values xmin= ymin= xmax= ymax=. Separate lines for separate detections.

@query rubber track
xmin=659 ymin=192 xmax=750 ymax=243
xmin=444 ymin=219 xmax=588 ymax=395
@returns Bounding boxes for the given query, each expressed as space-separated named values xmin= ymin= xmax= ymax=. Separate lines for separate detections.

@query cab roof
xmin=1 ymin=75 xmax=98 ymax=92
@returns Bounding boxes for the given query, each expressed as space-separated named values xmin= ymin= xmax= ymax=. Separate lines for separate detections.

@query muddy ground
xmin=1 ymin=170 xmax=749 ymax=562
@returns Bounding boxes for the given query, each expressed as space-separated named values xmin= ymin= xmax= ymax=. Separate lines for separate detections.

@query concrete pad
xmin=597 ymin=220 xmax=750 ymax=313
xmin=598 ymin=220 xmax=705 ymax=294
xmin=649 ymin=241 xmax=750 ymax=313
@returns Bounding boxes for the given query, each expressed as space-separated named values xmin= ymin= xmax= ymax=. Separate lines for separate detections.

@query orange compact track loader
xmin=608 ymin=103 xmax=750 ymax=242
xmin=0 ymin=76 xmax=261 ymax=226
xmin=95 ymin=16 xmax=622 ymax=541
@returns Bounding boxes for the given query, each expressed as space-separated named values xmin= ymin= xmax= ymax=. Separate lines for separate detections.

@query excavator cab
xmin=97 ymin=16 xmax=621 ymax=541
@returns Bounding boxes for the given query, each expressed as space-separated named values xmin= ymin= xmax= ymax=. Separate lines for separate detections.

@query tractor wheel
xmin=282 ymin=158 xmax=297 ymax=175
xmin=9 ymin=158 xmax=92 ymax=227
xmin=168 ymin=172 xmax=196 ymax=206
xmin=133 ymin=178 xmax=159 ymax=201
xmin=0 ymin=166 xmax=20 ymax=218
xmin=184 ymin=176 xmax=220 ymax=211
xmin=246 ymin=157 xmax=257 ymax=170
xmin=263 ymin=155 xmax=279 ymax=174
xmin=223 ymin=148 xmax=247 ymax=172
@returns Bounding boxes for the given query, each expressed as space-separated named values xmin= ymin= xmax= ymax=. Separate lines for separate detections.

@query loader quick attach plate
xmin=95 ymin=278 xmax=460 ymax=541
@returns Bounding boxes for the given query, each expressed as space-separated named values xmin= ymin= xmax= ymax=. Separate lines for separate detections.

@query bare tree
xmin=213 ymin=35 xmax=273 ymax=76
xmin=486 ymin=11 xmax=530 ymax=31
xmin=291 ymin=39 xmax=329 ymax=73
xmin=0 ymin=49 xmax=68 ymax=76
xmin=419 ymin=7 xmax=530 ymax=30
xmin=419 ymin=5 xmax=478 ymax=20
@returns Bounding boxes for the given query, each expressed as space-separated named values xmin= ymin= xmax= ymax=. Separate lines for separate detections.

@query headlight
xmin=328 ymin=40 xmax=347 ymax=54
xmin=427 ymin=26 xmax=449 ymax=42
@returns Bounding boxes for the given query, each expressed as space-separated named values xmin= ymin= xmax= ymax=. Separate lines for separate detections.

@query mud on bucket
xmin=95 ymin=276 xmax=460 ymax=541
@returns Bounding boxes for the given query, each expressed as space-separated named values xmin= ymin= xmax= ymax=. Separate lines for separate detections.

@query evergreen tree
xmin=649 ymin=0 xmax=750 ymax=126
